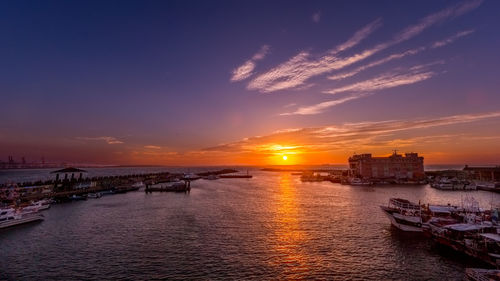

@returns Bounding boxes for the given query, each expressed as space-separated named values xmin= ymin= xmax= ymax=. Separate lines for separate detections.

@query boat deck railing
xmin=465 ymin=268 xmax=500 ymax=281
xmin=389 ymin=198 xmax=421 ymax=211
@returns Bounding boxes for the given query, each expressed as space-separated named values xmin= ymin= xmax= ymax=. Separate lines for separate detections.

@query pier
xmin=1 ymin=168 xmax=179 ymax=204
xmin=0 ymin=168 xmax=256 ymax=204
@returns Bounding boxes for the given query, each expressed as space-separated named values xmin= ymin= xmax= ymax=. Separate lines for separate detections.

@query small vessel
xmin=21 ymin=200 xmax=51 ymax=213
xmin=431 ymin=177 xmax=476 ymax=190
xmin=0 ymin=208 xmax=44 ymax=229
xmin=100 ymin=190 xmax=116 ymax=196
xmin=430 ymin=223 xmax=499 ymax=266
xmin=300 ymin=172 xmax=324 ymax=182
xmin=68 ymin=194 xmax=87 ymax=201
xmin=115 ymin=182 xmax=144 ymax=193
xmin=203 ymin=174 xmax=219 ymax=180
xmin=87 ymin=192 xmax=102 ymax=199
xmin=349 ymin=178 xmax=372 ymax=186
xmin=132 ymin=181 xmax=145 ymax=189
xmin=182 ymin=173 xmax=201 ymax=181
xmin=380 ymin=198 xmax=422 ymax=232
xmin=145 ymin=180 xmax=190 ymax=192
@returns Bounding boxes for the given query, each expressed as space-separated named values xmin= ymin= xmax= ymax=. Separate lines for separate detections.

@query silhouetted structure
xmin=463 ymin=165 xmax=500 ymax=182
xmin=349 ymin=151 xmax=424 ymax=180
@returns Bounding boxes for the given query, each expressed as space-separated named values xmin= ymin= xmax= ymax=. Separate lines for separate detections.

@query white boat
xmin=380 ymin=198 xmax=423 ymax=232
xmin=182 ymin=173 xmax=201 ymax=180
xmin=132 ymin=181 xmax=145 ymax=189
xmin=203 ymin=174 xmax=219 ymax=180
xmin=0 ymin=208 xmax=44 ymax=229
xmin=349 ymin=178 xmax=372 ymax=186
xmin=87 ymin=192 xmax=102 ymax=199
xmin=22 ymin=200 xmax=51 ymax=213
xmin=432 ymin=177 xmax=476 ymax=190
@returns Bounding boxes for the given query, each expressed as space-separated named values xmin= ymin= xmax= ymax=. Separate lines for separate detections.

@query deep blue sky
xmin=1 ymin=0 xmax=499 ymax=165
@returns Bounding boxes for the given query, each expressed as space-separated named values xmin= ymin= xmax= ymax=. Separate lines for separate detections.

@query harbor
xmin=1 ymin=154 xmax=499 ymax=280
xmin=1 ymin=168 xmax=499 ymax=280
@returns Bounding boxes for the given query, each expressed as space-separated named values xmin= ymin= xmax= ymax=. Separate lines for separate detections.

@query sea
xmin=1 ymin=166 xmax=499 ymax=280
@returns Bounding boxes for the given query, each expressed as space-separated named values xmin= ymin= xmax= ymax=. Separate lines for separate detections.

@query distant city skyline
xmin=1 ymin=0 xmax=500 ymax=165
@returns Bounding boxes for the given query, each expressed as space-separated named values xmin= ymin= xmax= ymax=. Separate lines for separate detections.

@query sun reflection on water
xmin=270 ymin=173 xmax=309 ymax=275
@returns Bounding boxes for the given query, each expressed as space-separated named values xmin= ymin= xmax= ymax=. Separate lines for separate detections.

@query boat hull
xmin=380 ymin=206 xmax=422 ymax=232
xmin=0 ymin=214 xmax=44 ymax=229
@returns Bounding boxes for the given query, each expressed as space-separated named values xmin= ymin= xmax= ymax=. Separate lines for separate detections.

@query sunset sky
xmin=1 ymin=0 xmax=500 ymax=166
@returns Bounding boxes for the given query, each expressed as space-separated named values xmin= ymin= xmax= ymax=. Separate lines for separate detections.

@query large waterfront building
xmin=463 ymin=165 xmax=500 ymax=182
xmin=348 ymin=151 xmax=424 ymax=180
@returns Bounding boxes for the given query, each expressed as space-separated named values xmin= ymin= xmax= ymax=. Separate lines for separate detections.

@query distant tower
xmin=22 ymin=157 xmax=26 ymax=164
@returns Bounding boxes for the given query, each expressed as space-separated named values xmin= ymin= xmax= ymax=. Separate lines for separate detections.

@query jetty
xmin=0 ymin=168 xmax=185 ymax=204
xmin=219 ymin=174 xmax=252 ymax=179
xmin=145 ymin=180 xmax=191 ymax=193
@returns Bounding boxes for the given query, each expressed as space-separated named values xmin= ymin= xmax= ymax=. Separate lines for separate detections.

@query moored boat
xmin=21 ymin=200 xmax=51 ymax=213
xmin=380 ymin=198 xmax=423 ymax=232
xmin=145 ymin=180 xmax=190 ymax=192
xmin=87 ymin=192 xmax=102 ymax=199
xmin=429 ymin=222 xmax=499 ymax=266
xmin=465 ymin=268 xmax=500 ymax=281
xmin=0 ymin=208 xmax=44 ymax=229
xmin=349 ymin=178 xmax=372 ymax=186
xmin=203 ymin=174 xmax=219 ymax=180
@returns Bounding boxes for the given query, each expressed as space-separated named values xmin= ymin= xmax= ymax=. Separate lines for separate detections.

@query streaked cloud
xmin=204 ymin=111 xmax=500 ymax=155
xmin=329 ymin=30 xmax=474 ymax=81
xmin=324 ymin=64 xmax=437 ymax=95
xmin=281 ymin=93 xmax=373 ymax=115
xmin=246 ymin=19 xmax=382 ymax=93
xmin=431 ymin=29 xmax=475 ymax=48
xmin=230 ymin=45 xmax=270 ymax=81
xmin=77 ymin=136 xmax=124 ymax=144
xmin=387 ymin=0 xmax=481 ymax=46
xmin=243 ymin=0 xmax=481 ymax=93
xmin=144 ymin=145 xmax=161 ymax=149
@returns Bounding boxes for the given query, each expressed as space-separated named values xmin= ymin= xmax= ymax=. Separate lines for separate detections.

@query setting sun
xmin=282 ymin=155 xmax=288 ymax=161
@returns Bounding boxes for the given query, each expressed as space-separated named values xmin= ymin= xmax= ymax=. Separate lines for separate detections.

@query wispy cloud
xmin=431 ymin=29 xmax=475 ymax=48
xmin=387 ymin=0 xmax=480 ymax=46
xmin=230 ymin=45 xmax=270 ymax=81
xmin=312 ymin=12 xmax=321 ymax=23
xmin=144 ymin=145 xmax=161 ymax=149
xmin=246 ymin=19 xmax=382 ymax=93
xmin=244 ymin=0 xmax=482 ymax=93
xmin=77 ymin=136 xmax=124 ymax=144
xmin=324 ymin=64 xmax=438 ymax=95
xmin=329 ymin=30 xmax=474 ymax=81
xmin=281 ymin=93 xmax=373 ymax=115
xmin=205 ymin=111 xmax=500 ymax=155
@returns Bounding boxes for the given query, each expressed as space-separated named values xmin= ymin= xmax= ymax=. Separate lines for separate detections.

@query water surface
xmin=1 ymin=170 xmax=498 ymax=280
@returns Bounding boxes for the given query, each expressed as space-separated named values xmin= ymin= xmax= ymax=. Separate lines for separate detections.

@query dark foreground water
xmin=1 ymin=170 xmax=499 ymax=280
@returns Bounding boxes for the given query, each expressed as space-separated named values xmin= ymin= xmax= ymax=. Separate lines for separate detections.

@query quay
xmin=1 ymin=168 xmax=184 ymax=204
xmin=261 ymin=152 xmax=500 ymax=193
xmin=145 ymin=180 xmax=191 ymax=193
xmin=0 ymin=168 xmax=255 ymax=205
xmin=219 ymin=174 xmax=252 ymax=178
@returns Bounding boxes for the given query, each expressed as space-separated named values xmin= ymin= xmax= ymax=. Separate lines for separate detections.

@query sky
xmin=1 ymin=0 xmax=500 ymax=166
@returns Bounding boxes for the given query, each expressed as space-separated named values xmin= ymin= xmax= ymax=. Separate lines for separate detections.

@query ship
xmin=380 ymin=198 xmax=423 ymax=232
xmin=0 ymin=208 xmax=44 ymax=229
